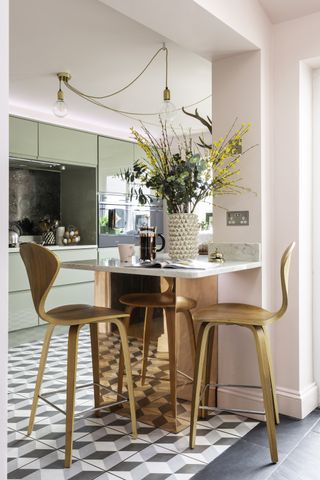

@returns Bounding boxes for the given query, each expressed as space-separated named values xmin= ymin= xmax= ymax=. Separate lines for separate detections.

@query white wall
xmin=0 ymin=0 xmax=8 ymax=476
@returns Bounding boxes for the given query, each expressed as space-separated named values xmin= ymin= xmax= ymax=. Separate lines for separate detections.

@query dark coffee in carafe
xmin=139 ymin=227 xmax=165 ymax=261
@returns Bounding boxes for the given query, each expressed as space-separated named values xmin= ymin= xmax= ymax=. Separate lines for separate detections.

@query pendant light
xmin=52 ymin=73 xmax=71 ymax=117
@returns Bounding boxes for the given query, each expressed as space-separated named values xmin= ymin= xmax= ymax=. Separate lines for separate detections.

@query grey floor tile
xmin=109 ymin=444 xmax=206 ymax=479
xmin=243 ymin=411 xmax=320 ymax=453
xmin=7 ymin=430 xmax=54 ymax=474
xmin=154 ymin=425 xmax=238 ymax=464
xmin=311 ymin=417 xmax=320 ymax=433
xmin=191 ymin=437 xmax=282 ymax=480
xmin=270 ymin=430 xmax=320 ymax=480
xmin=65 ymin=426 xmax=150 ymax=471
xmin=7 ymin=449 xmax=104 ymax=479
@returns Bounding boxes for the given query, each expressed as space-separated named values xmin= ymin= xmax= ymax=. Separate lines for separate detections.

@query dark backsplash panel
xmin=9 ymin=168 xmax=60 ymax=234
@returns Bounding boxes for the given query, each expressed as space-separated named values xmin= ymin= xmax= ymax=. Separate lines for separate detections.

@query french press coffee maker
xmin=139 ymin=226 xmax=165 ymax=261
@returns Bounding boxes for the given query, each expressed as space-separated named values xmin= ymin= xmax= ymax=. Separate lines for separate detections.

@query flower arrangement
xmin=121 ymin=110 xmax=255 ymax=214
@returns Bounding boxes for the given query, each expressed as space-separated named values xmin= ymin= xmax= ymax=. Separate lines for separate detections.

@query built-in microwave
xmin=98 ymin=192 xmax=163 ymax=248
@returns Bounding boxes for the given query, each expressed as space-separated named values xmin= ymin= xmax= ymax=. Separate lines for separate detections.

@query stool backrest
xmin=20 ymin=243 xmax=60 ymax=318
xmin=276 ymin=241 xmax=295 ymax=320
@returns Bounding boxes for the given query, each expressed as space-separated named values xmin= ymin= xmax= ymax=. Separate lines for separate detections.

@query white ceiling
xmin=9 ymin=0 xmax=255 ymax=137
xmin=258 ymin=0 xmax=320 ymax=24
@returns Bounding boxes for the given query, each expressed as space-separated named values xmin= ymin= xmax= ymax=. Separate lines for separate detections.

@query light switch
xmin=227 ymin=210 xmax=249 ymax=226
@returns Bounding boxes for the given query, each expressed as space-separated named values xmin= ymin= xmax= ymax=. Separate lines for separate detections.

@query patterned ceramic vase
xmin=168 ymin=213 xmax=199 ymax=259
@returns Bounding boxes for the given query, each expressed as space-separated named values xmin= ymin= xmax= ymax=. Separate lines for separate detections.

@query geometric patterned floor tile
xmin=8 ymin=329 xmax=259 ymax=480
xmin=197 ymin=411 xmax=259 ymax=437
xmin=68 ymin=426 xmax=151 ymax=471
xmin=154 ymin=425 xmax=238 ymax=464
xmin=86 ymin=412 xmax=169 ymax=444
xmin=108 ymin=444 xmax=206 ymax=480
xmin=7 ymin=450 xmax=104 ymax=479
xmin=7 ymin=430 xmax=54 ymax=474
xmin=94 ymin=474 xmax=125 ymax=480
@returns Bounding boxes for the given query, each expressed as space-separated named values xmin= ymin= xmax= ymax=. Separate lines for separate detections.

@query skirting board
xmin=217 ymin=382 xmax=318 ymax=420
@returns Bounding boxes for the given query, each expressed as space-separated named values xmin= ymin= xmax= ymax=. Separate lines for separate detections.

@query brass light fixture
xmin=53 ymin=44 xmax=210 ymax=124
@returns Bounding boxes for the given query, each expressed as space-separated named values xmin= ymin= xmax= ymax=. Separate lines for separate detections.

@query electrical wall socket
xmin=227 ymin=210 xmax=249 ymax=226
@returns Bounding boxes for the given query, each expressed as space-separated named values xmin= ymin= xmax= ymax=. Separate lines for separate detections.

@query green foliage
xmin=120 ymin=116 xmax=255 ymax=214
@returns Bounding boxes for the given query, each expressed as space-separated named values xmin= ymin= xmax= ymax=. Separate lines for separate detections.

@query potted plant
xmin=121 ymin=111 xmax=254 ymax=259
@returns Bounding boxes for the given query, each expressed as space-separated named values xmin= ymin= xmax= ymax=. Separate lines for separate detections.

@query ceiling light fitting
xmin=55 ymin=44 xmax=209 ymax=124
xmin=53 ymin=72 xmax=71 ymax=117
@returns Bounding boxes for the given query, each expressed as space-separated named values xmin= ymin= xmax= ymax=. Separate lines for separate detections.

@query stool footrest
xmin=38 ymin=382 xmax=128 ymax=420
xmin=207 ymin=383 xmax=262 ymax=389
xmin=199 ymin=405 xmax=266 ymax=416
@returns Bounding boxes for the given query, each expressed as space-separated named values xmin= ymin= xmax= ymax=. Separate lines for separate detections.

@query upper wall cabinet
xmin=38 ymin=123 xmax=97 ymax=166
xmin=98 ymin=136 xmax=134 ymax=192
xmin=134 ymin=143 xmax=147 ymax=163
xmin=9 ymin=116 xmax=38 ymax=159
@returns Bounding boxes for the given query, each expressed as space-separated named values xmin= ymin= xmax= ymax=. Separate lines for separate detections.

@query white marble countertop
xmin=61 ymin=256 xmax=261 ymax=279
xmin=9 ymin=244 xmax=97 ymax=253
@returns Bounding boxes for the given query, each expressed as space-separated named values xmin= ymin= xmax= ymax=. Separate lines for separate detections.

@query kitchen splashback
xmin=9 ymin=168 xmax=60 ymax=233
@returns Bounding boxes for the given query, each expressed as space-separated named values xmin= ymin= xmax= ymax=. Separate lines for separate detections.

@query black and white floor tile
xmin=8 ymin=327 xmax=259 ymax=479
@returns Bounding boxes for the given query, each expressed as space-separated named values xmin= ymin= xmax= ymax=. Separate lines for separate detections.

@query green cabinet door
xmin=38 ymin=123 xmax=97 ymax=166
xmin=9 ymin=116 xmax=38 ymax=159
xmin=98 ymin=136 xmax=134 ymax=192
xmin=134 ymin=143 xmax=147 ymax=163
xmin=9 ymin=291 xmax=38 ymax=332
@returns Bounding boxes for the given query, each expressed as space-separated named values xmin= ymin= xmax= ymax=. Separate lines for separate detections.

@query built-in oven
xmin=98 ymin=192 xmax=163 ymax=248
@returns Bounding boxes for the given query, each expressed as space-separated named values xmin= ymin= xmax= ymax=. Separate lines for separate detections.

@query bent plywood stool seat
xmin=20 ymin=243 xmax=137 ymax=468
xmin=189 ymin=242 xmax=295 ymax=464
xmin=119 ymin=281 xmax=197 ymax=417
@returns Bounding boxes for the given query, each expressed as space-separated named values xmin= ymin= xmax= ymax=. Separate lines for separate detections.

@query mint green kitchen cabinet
xmin=134 ymin=143 xmax=147 ymax=163
xmin=38 ymin=123 xmax=97 ymax=166
xmin=9 ymin=116 xmax=38 ymax=159
xmin=43 ymin=283 xmax=94 ymax=317
xmin=98 ymin=136 xmax=134 ymax=192
xmin=9 ymin=247 xmax=97 ymax=332
xmin=9 ymin=291 xmax=39 ymax=331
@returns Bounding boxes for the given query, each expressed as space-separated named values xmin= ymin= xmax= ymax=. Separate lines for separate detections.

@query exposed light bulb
xmin=160 ymin=99 xmax=177 ymax=123
xmin=53 ymin=97 xmax=68 ymax=117
xmin=53 ymin=73 xmax=71 ymax=118
xmin=160 ymin=87 xmax=177 ymax=123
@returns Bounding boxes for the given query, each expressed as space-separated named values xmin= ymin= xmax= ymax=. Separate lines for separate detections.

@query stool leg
xmin=183 ymin=310 xmax=196 ymax=367
xmin=114 ymin=318 xmax=137 ymax=438
xmin=190 ymin=323 xmax=212 ymax=448
xmin=200 ymin=325 xmax=216 ymax=420
xmin=118 ymin=307 xmax=132 ymax=397
xmin=65 ymin=324 xmax=81 ymax=468
xmin=251 ymin=326 xmax=278 ymax=464
xmin=27 ymin=324 xmax=55 ymax=436
xmin=165 ymin=307 xmax=177 ymax=418
xmin=141 ymin=307 xmax=154 ymax=386
xmin=90 ymin=323 xmax=101 ymax=416
xmin=263 ymin=326 xmax=280 ymax=425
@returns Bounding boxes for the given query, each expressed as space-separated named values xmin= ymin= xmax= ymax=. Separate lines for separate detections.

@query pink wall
xmin=204 ymin=2 xmax=320 ymax=417
xmin=272 ymin=13 xmax=320 ymax=415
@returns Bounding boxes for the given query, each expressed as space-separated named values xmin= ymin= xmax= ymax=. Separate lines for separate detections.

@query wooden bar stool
xmin=20 ymin=243 xmax=137 ymax=468
xmin=189 ymin=242 xmax=295 ymax=464
xmin=118 ymin=277 xmax=197 ymax=417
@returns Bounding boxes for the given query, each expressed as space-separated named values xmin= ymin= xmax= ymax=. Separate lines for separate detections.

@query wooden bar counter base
xmin=62 ymin=256 xmax=261 ymax=432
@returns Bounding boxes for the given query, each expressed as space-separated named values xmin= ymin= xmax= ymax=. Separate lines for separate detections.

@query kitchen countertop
xmin=9 ymin=244 xmax=97 ymax=253
xmin=61 ymin=256 xmax=261 ymax=279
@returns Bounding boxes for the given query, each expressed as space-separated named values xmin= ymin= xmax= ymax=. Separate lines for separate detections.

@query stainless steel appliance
xmin=98 ymin=192 xmax=164 ymax=248
xmin=9 ymin=230 xmax=19 ymax=247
